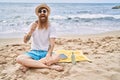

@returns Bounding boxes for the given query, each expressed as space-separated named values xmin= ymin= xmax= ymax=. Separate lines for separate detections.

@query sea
xmin=0 ymin=3 xmax=120 ymax=38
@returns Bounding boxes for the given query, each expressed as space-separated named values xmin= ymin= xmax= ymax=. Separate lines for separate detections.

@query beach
xmin=0 ymin=2 xmax=120 ymax=80
xmin=0 ymin=30 xmax=120 ymax=80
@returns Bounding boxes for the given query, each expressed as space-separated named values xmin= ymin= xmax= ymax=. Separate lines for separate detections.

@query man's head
xmin=35 ymin=4 xmax=50 ymax=29
xmin=35 ymin=4 xmax=50 ymax=23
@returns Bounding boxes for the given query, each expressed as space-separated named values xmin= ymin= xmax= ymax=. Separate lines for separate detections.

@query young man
xmin=16 ymin=4 xmax=63 ymax=72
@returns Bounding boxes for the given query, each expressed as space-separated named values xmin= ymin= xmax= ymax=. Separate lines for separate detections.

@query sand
xmin=0 ymin=30 xmax=120 ymax=80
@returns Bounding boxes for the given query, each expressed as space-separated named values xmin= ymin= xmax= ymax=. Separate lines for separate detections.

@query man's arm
xmin=24 ymin=23 xmax=37 ymax=43
xmin=47 ymin=38 xmax=55 ymax=56
xmin=24 ymin=32 xmax=32 ymax=43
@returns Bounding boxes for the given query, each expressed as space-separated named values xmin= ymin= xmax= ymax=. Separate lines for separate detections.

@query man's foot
xmin=50 ymin=65 xmax=64 ymax=71
xmin=19 ymin=66 xmax=28 ymax=72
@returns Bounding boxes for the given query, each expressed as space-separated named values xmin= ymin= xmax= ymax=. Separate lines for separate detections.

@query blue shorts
xmin=25 ymin=50 xmax=47 ymax=60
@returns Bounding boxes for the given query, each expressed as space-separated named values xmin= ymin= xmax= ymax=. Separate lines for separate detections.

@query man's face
xmin=38 ymin=8 xmax=48 ymax=23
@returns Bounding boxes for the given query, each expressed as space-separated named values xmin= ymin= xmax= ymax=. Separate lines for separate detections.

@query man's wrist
xmin=47 ymin=52 xmax=52 ymax=56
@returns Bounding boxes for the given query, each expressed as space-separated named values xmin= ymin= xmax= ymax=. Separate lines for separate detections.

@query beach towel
xmin=55 ymin=50 xmax=91 ymax=62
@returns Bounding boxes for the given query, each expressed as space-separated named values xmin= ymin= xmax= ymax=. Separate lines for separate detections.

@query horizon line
xmin=0 ymin=2 xmax=120 ymax=4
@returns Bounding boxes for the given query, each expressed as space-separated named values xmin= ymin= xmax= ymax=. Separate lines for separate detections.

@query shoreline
xmin=57 ymin=30 xmax=120 ymax=38
xmin=0 ymin=30 xmax=120 ymax=46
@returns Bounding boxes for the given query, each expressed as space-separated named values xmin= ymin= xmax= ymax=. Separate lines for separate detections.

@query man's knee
xmin=16 ymin=55 xmax=26 ymax=63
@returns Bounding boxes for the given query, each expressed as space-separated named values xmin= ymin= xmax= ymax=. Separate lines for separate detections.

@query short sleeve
xmin=50 ymin=26 xmax=57 ymax=38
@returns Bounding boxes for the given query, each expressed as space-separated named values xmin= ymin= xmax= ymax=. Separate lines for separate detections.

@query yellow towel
xmin=55 ymin=50 xmax=91 ymax=62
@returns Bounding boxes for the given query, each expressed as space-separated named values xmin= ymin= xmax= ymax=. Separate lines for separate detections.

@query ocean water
xmin=0 ymin=3 xmax=120 ymax=38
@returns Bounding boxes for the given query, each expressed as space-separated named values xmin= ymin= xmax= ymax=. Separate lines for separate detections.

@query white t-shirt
xmin=27 ymin=22 xmax=57 ymax=51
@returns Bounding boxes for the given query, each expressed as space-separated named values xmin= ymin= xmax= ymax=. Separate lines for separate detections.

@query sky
xmin=0 ymin=0 xmax=119 ymax=3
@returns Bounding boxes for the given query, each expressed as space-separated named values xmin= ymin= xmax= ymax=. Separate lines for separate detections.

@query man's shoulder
xmin=30 ymin=21 xmax=38 ymax=26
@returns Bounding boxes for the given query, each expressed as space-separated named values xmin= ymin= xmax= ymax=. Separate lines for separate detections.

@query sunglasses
xmin=38 ymin=9 xmax=47 ymax=14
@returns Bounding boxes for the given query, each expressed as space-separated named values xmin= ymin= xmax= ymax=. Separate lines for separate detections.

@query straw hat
xmin=35 ymin=4 xmax=50 ymax=16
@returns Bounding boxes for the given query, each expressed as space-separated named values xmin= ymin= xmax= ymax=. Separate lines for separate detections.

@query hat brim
xmin=35 ymin=4 xmax=50 ymax=16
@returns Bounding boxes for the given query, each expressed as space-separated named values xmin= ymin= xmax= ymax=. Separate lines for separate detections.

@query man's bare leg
xmin=16 ymin=54 xmax=50 ymax=68
xmin=16 ymin=54 xmax=63 ymax=71
xmin=45 ymin=54 xmax=61 ymax=66
xmin=39 ymin=57 xmax=63 ymax=71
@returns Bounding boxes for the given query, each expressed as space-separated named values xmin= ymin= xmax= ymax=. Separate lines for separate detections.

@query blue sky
xmin=0 ymin=0 xmax=119 ymax=3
